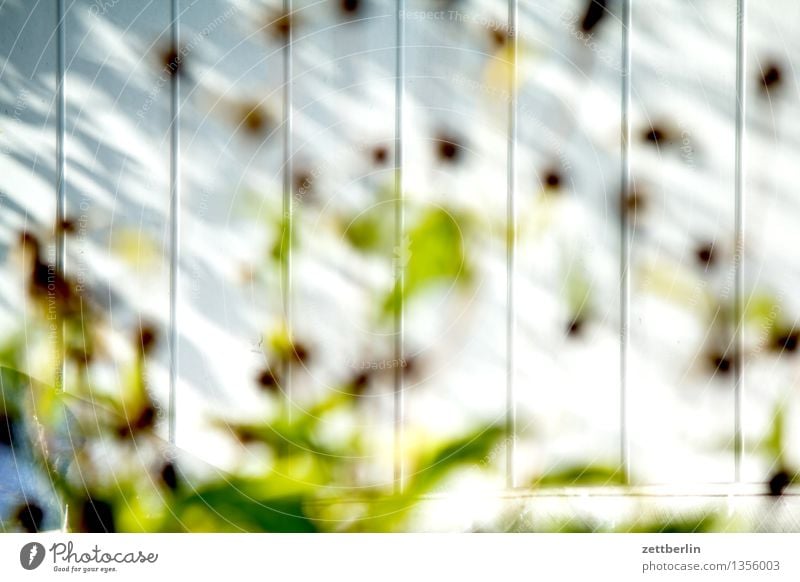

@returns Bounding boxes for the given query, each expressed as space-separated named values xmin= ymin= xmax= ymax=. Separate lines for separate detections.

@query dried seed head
xmin=768 ymin=469 xmax=791 ymax=496
xmin=623 ymin=189 xmax=646 ymax=217
xmin=0 ymin=413 xmax=14 ymax=447
xmin=67 ymin=344 xmax=94 ymax=367
xmin=709 ymin=353 xmax=731 ymax=375
xmin=350 ymin=372 xmax=370 ymax=396
xmin=256 ymin=368 xmax=280 ymax=392
xmin=137 ymin=323 xmax=158 ymax=355
xmin=58 ymin=218 xmax=77 ymax=235
xmin=291 ymin=342 xmax=310 ymax=364
xmin=161 ymin=462 xmax=179 ymax=491
xmin=543 ymin=169 xmax=562 ymax=189
xmin=237 ymin=102 xmax=272 ymax=135
xmin=490 ymin=26 xmax=508 ymax=47
xmin=695 ymin=243 xmax=715 ymax=268
xmin=267 ymin=11 xmax=293 ymax=40
xmin=117 ymin=405 xmax=156 ymax=438
xmin=643 ymin=126 xmax=667 ymax=145
xmin=435 ymin=133 xmax=463 ymax=163
xmin=580 ymin=0 xmax=607 ymax=33
xmin=566 ymin=317 xmax=584 ymax=337
xmin=372 ymin=145 xmax=388 ymax=165
xmin=234 ymin=427 xmax=260 ymax=444
xmin=772 ymin=329 xmax=799 ymax=354
xmin=340 ymin=0 xmax=361 ymax=14
xmin=18 ymin=231 xmax=40 ymax=258
xmin=760 ymin=62 xmax=782 ymax=94
xmin=15 ymin=502 xmax=44 ymax=533
xmin=160 ymin=44 xmax=184 ymax=77
xmin=81 ymin=497 xmax=116 ymax=533
xmin=294 ymin=170 xmax=314 ymax=196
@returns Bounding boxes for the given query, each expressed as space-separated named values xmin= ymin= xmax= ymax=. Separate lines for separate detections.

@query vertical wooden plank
xmin=64 ymin=0 xmax=172 ymax=438
xmin=400 ymin=0 xmax=511 ymax=495
xmin=168 ymin=0 xmax=181 ymax=446
xmin=0 ymin=1 xmax=59 ymax=385
xmin=394 ymin=0 xmax=407 ymax=493
xmin=0 ymin=0 xmax=63 ymax=531
xmin=742 ymin=0 xmax=800 ymax=490
xmin=287 ymin=0 xmax=399 ymax=489
xmin=177 ymin=0 xmax=285 ymax=468
xmin=514 ymin=0 xmax=623 ymax=488
xmin=628 ymin=0 xmax=737 ymax=484
xmin=506 ymin=0 xmax=519 ymax=489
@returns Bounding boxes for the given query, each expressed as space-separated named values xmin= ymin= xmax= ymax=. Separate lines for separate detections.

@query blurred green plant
xmin=0 ymin=226 xmax=505 ymax=533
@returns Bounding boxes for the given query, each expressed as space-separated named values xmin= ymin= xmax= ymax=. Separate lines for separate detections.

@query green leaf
xmin=533 ymin=464 xmax=626 ymax=488
xmin=382 ymin=208 xmax=474 ymax=315
xmin=745 ymin=293 xmax=781 ymax=328
xmin=344 ymin=207 xmax=393 ymax=253
xmin=628 ymin=512 xmax=718 ymax=533
xmin=171 ymin=480 xmax=317 ymax=532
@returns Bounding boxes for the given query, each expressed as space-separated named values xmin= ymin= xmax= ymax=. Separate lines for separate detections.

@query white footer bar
xmin=2 ymin=533 xmax=799 ymax=580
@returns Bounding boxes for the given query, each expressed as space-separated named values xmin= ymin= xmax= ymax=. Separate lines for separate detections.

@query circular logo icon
xmin=19 ymin=542 xmax=46 ymax=570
